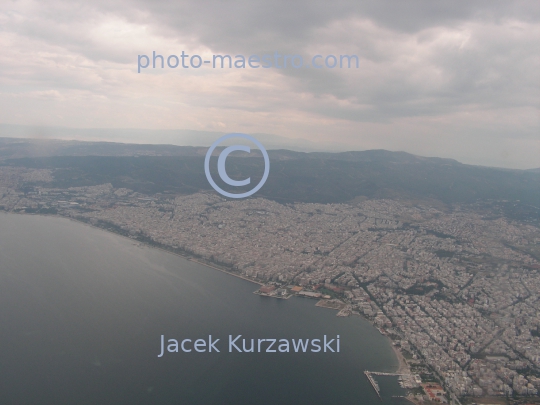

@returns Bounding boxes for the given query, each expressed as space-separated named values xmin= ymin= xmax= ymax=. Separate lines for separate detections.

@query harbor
xmin=364 ymin=370 xmax=420 ymax=401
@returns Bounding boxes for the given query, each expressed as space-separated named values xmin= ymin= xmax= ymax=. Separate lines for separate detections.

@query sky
xmin=0 ymin=0 xmax=539 ymax=169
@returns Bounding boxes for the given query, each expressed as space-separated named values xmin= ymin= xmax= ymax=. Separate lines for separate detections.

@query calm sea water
xmin=0 ymin=213 xmax=407 ymax=405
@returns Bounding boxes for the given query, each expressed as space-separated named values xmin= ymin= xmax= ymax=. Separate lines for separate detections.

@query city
xmin=1 ymin=165 xmax=540 ymax=404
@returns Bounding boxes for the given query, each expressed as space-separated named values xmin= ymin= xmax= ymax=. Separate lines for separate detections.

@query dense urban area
xmin=1 ymin=166 xmax=540 ymax=404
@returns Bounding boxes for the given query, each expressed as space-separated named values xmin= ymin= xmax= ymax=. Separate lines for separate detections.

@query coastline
xmin=391 ymin=342 xmax=409 ymax=374
xmin=68 ymin=216 xmax=265 ymax=286
xmin=2 ymin=211 xmax=404 ymax=374
xmin=0 ymin=209 xmax=406 ymax=404
xmin=187 ymin=256 xmax=263 ymax=286
xmin=2 ymin=211 xmax=263 ymax=287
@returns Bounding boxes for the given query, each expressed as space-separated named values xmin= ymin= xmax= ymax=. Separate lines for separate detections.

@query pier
xmin=370 ymin=371 xmax=403 ymax=376
xmin=364 ymin=371 xmax=382 ymax=400
xmin=365 ymin=370 xmax=418 ymax=399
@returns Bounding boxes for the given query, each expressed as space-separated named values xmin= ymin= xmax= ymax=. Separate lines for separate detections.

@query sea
xmin=0 ymin=213 xmax=409 ymax=404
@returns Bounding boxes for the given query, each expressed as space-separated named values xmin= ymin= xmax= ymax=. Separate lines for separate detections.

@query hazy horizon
xmin=1 ymin=1 xmax=539 ymax=170
xmin=1 ymin=123 xmax=538 ymax=170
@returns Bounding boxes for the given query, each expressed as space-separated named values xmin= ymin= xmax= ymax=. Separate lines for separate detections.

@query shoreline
xmin=2 ymin=210 xmax=405 ymax=375
xmin=186 ymin=257 xmax=263 ymax=286
xmin=68 ymin=216 xmax=264 ymax=287
xmin=3 ymin=211 xmax=264 ymax=287
xmin=391 ymin=342 xmax=409 ymax=374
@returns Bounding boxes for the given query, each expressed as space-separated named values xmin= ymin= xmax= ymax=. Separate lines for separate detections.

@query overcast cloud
xmin=0 ymin=0 xmax=538 ymax=168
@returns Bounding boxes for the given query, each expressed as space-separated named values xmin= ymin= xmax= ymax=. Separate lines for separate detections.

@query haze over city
xmin=2 ymin=2 xmax=540 ymax=404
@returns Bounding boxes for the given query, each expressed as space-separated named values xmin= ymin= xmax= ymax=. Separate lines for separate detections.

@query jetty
xmin=364 ymin=371 xmax=382 ymax=400
xmin=370 ymin=371 xmax=402 ymax=376
xmin=365 ymin=370 xmax=418 ymax=399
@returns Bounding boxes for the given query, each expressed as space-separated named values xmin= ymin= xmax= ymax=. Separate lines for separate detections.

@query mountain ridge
xmin=0 ymin=136 xmax=507 ymax=171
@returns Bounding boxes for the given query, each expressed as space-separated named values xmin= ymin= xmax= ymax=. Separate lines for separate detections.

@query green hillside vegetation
xmin=4 ymin=149 xmax=539 ymax=205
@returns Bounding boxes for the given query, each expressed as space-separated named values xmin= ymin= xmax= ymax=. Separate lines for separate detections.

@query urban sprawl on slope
xmin=1 ymin=166 xmax=540 ymax=404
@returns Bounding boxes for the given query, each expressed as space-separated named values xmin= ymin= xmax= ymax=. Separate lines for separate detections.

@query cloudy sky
xmin=0 ymin=0 xmax=539 ymax=168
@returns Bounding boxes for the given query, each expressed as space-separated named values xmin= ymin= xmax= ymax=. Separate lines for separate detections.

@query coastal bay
xmin=0 ymin=212 xmax=405 ymax=404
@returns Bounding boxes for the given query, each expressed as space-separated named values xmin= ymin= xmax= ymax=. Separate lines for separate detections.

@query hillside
xmin=3 ymin=148 xmax=539 ymax=205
